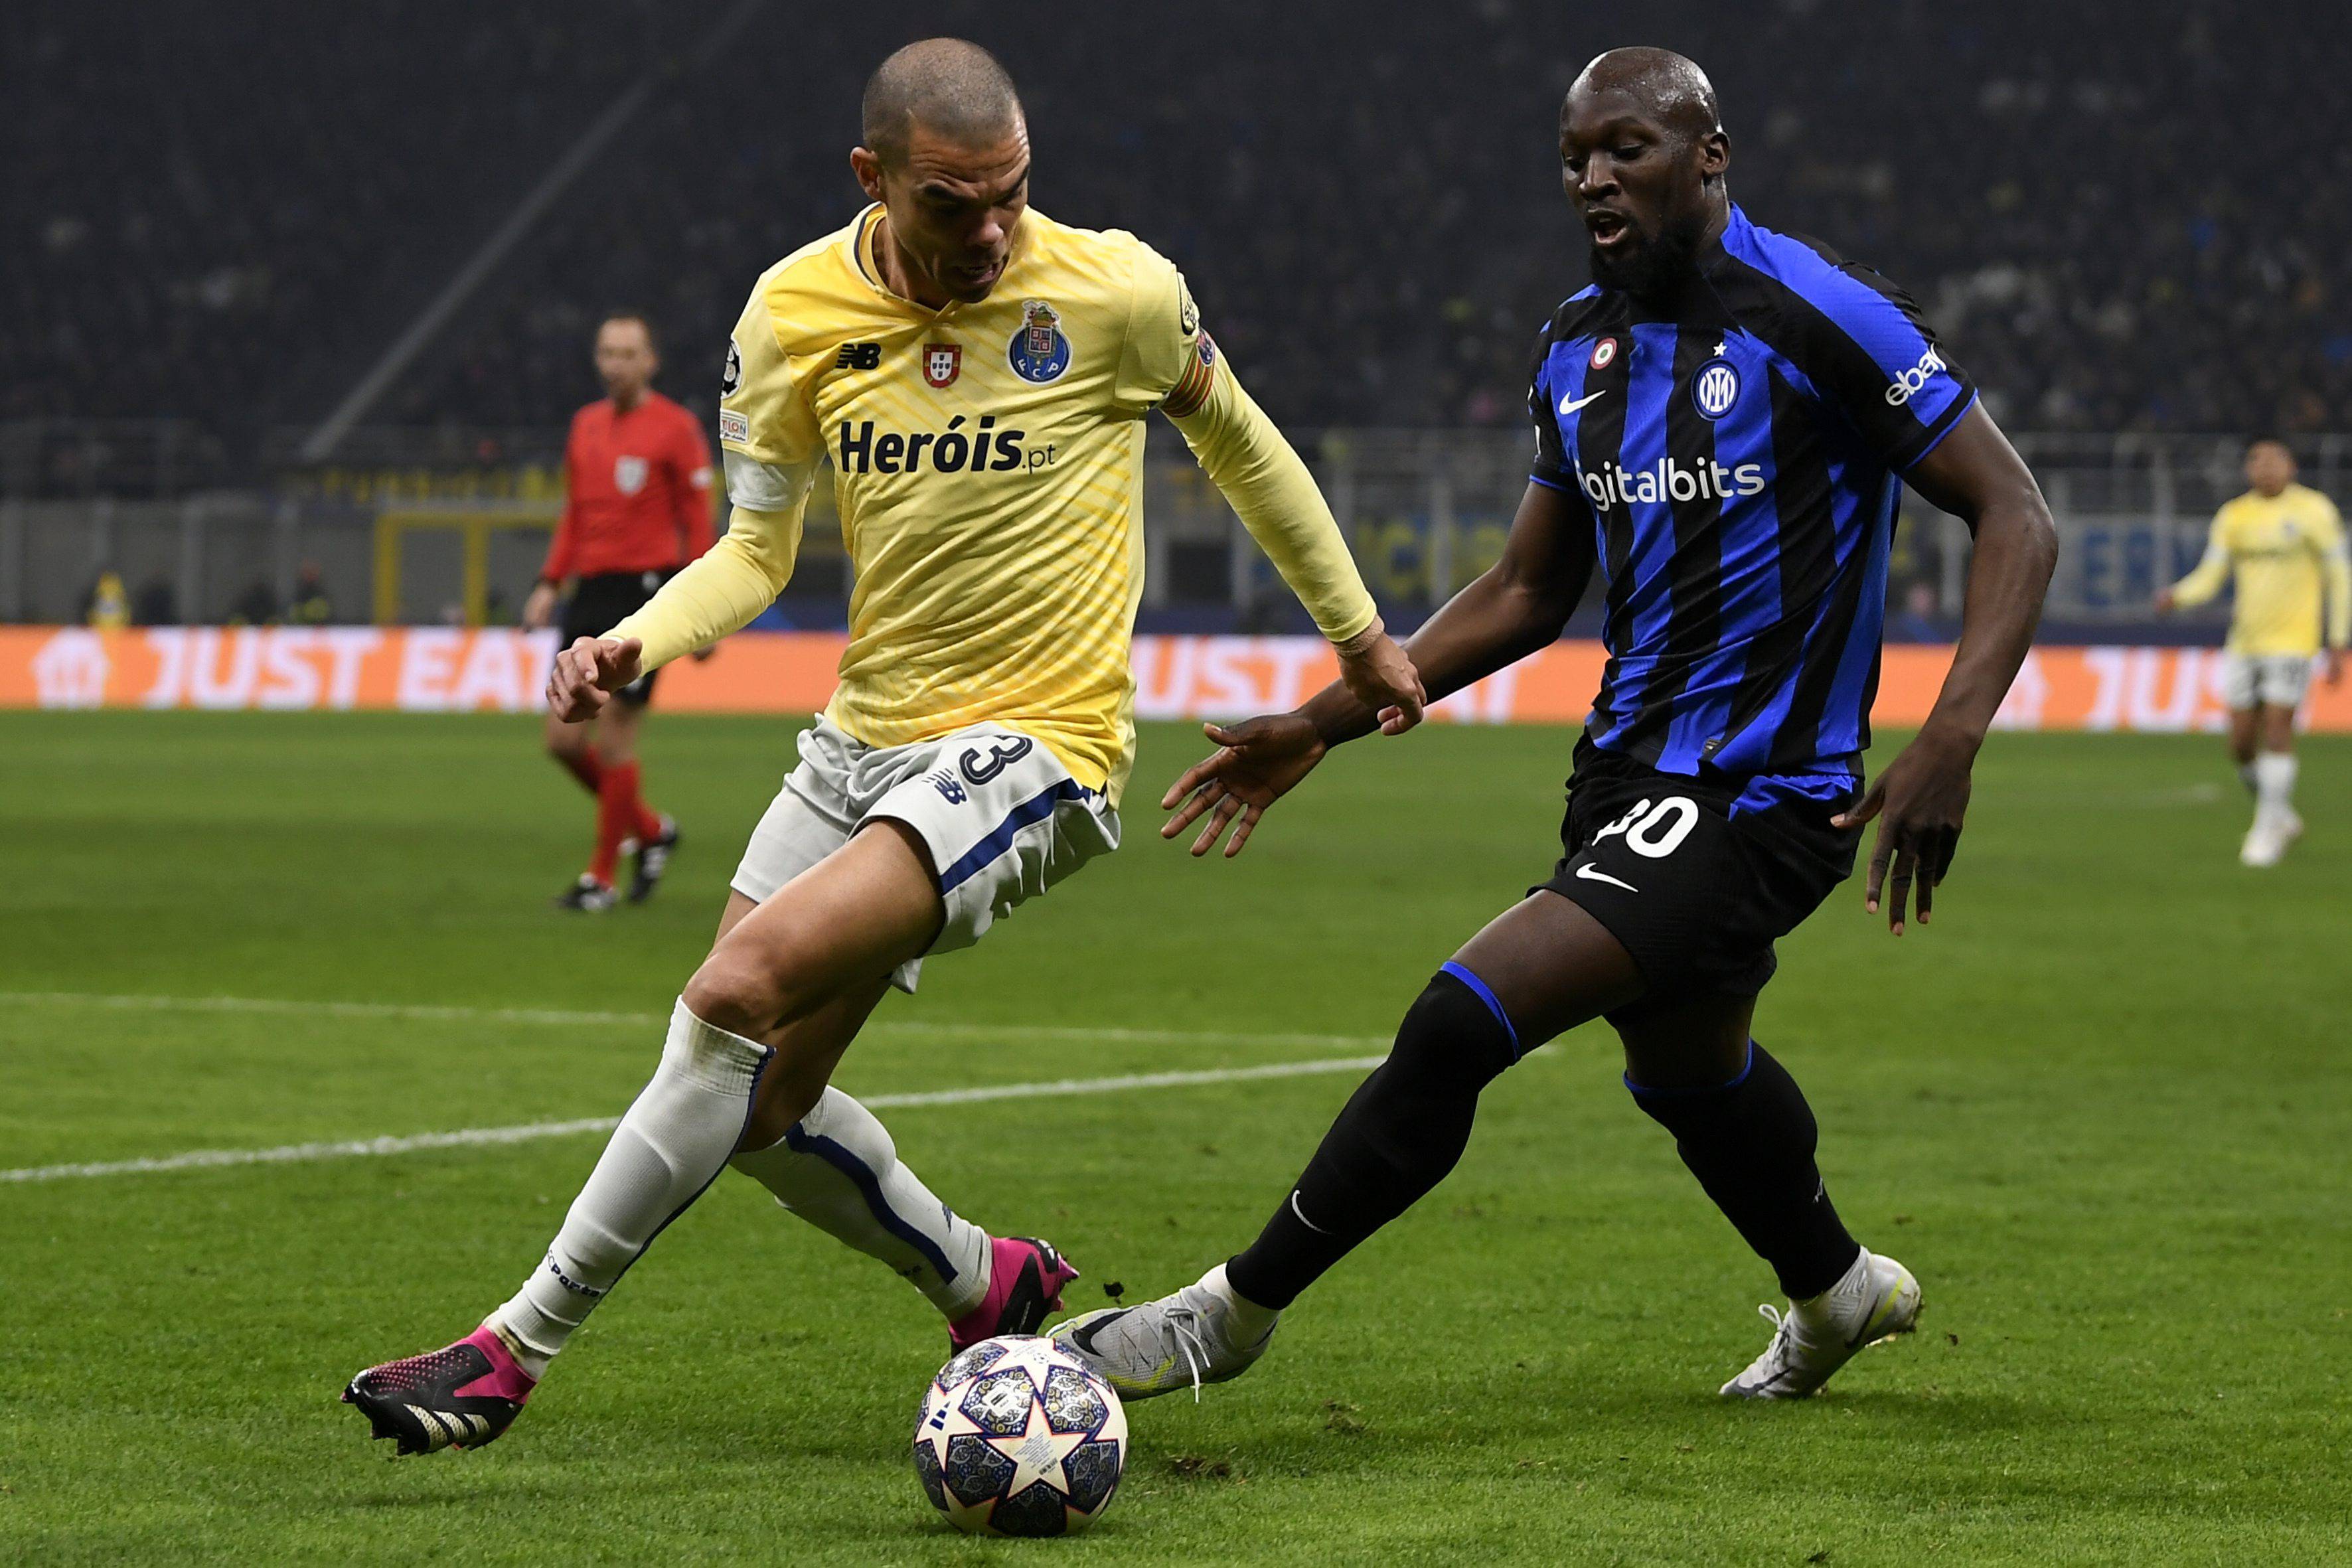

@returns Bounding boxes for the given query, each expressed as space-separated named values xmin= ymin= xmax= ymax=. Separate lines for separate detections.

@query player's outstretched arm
xmin=1836 ymin=403 xmax=2058 ymax=933
xmin=1163 ymin=364 xmax=1424 ymax=728
xmin=544 ymin=502 xmax=805 ymax=720
xmin=2154 ymin=510 xmax=2230 ymax=614
xmin=633 ymin=502 xmax=803 ymax=636
xmin=1163 ymin=480 xmax=1596 ymax=856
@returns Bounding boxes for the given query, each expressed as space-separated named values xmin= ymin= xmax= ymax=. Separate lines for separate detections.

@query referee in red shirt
xmin=522 ymin=312 xmax=717 ymax=911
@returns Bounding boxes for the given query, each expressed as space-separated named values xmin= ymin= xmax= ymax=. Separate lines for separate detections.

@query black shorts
xmin=556 ymin=570 xmax=673 ymax=706
xmin=1537 ymin=737 xmax=1863 ymax=997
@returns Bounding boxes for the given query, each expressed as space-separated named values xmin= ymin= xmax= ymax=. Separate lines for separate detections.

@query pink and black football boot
xmin=343 ymin=1323 xmax=537 ymax=1455
xmin=947 ymin=1236 xmax=1080 ymax=1352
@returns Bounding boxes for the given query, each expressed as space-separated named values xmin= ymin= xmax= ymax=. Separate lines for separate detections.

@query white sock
xmin=495 ymin=999 xmax=769 ymax=1374
xmin=1208 ymin=1262 xmax=1281 ymax=1344
xmin=730 ymin=1087 xmax=990 ymax=1320
xmin=2254 ymin=751 xmax=2298 ymax=823
xmin=1791 ymin=1247 xmax=1874 ymax=1336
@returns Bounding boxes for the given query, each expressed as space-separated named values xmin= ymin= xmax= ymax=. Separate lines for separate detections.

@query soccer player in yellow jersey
xmin=2156 ymin=437 xmax=2349 ymax=866
xmin=342 ymin=38 xmax=1423 ymax=1455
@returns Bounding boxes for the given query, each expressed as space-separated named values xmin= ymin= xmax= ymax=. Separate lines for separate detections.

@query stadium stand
xmin=7 ymin=0 xmax=2347 ymax=467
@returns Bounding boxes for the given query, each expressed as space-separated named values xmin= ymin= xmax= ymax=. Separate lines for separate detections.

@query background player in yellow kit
xmin=2156 ymin=437 xmax=2349 ymax=866
xmin=341 ymin=37 xmax=1422 ymax=1455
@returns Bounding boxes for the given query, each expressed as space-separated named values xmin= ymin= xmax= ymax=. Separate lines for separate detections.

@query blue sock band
xmin=1438 ymin=961 xmax=1522 ymax=1061
xmin=1623 ymin=1038 xmax=1757 ymax=1098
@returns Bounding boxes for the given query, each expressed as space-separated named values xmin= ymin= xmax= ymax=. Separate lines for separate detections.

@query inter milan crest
xmin=1008 ymin=299 xmax=1072 ymax=384
xmin=923 ymin=343 xmax=962 ymax=389
xmin=1590 ymin=336 xmax=1618 ymax=370
xmin=1691 ymin=356 xmax=1741 ymax=420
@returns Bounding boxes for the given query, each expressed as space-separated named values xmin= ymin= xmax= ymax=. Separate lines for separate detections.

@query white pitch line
xmin=0 ymin=1056 xmax=1388 ymax=1185
xmin=1 ymin=990 xmax=652 ymax=1030
xmin=0 ymin=992 xmax=1388 ymax=1052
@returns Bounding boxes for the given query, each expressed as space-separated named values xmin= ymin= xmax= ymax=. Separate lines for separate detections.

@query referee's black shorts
xmin=1537 ymin=736 xmax=1863 ymax=997
xmin=554 ymin=568 xmax=674 ymax=708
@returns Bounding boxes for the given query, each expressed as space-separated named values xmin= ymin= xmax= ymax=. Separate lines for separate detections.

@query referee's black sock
xmin=1226 ymin=966 xmax=1522 ymax=1311
xmin=1626 ymin=1041 xmax=1860 ymax=1300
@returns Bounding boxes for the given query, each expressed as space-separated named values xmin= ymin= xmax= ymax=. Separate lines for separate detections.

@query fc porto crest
xmin=1008 ymin=299 xmax=1072 ymax=384
xmin=1691 ymin=356 xmax=1741 ymax=420
xmin=923 ymin=343 xmax=962 ymax=390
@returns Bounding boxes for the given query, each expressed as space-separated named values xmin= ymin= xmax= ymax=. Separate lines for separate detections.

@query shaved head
xmin=1559 ymin=46 xmax=1731 ymax=299
xmin=860 ymin=37 xmax=1024 ymax=166
xmin=1571 ymin=47 xmax=1721 ymax=143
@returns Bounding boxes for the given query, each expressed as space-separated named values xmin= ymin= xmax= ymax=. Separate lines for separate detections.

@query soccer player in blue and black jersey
xmin=1058 ymin=48 xmax=2057 ymax=1402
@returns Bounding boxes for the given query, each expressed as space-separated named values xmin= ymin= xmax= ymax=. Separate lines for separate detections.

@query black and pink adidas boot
xmin=343 ymin=1324 xmax=538 ymax=1455
xmin=947 ymin=1236 xmax=1080 ymax=1352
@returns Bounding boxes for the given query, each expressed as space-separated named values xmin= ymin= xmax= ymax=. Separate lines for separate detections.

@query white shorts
xmin=2221 ymin=652 xmax=2313 ymax=711
xmin=732 ymin=717 xmax=1120 ymax=993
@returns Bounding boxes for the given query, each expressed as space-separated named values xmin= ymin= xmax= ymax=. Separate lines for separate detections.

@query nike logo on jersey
xmin=1573 ymin=863 xmax=1638 ymax=893
xmin=1559 ymin=390 xmax=1610 ymax=415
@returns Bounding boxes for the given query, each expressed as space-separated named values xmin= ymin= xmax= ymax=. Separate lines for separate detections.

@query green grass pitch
xmin=3 ymin=710 xmax=2347 ymax=1565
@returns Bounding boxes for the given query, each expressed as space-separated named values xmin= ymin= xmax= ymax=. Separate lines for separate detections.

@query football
xmin=912 ymin=1336 xmax=1127 ymax=1537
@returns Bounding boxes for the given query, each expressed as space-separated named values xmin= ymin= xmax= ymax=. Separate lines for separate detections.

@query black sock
xmin=1627 ymin=1041 xmax=1860 ymax=1299
xmin=1227 ymin=967 xmax=1520 ymax=1310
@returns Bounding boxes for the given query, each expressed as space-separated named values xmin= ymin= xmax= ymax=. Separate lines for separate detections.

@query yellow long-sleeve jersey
xmin=2168 ymin=483 xmax=2351 ymax=657
xmin=607 ymin=204 xmax=1377 ymax=805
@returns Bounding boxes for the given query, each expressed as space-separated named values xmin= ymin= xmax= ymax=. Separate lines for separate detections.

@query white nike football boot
xmin=1051 ymin=1263 xmax=1278 ymax=1401
xmin=1719 ymin=1247 xmax=1921 ymax=1399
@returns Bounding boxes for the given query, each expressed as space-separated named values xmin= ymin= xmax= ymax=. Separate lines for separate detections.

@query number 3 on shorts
xmin=957 ymin=735 xmax=1035 ymax=787
xmin=1595 ymin=796 xmax=1699 ymax=858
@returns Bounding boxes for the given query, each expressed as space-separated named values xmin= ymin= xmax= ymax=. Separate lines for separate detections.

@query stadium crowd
xmin=9 ymin=1 xmax=2347 ymax=457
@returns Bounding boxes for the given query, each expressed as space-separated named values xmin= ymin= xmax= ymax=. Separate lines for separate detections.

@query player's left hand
xmin=1333 ymin=621 xmax=1426 ymax=735
xmin=1833 ymin=725 xmax=1976 ymax=935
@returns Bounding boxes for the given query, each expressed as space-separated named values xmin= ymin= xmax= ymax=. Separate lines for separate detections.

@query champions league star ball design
xmin=913 ymin=1336 xmax=1127 ymax=1537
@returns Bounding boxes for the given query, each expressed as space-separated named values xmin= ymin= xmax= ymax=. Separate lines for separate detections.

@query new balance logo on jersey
xmin=1579 ymin=456 xmax=1767 ymax=510
xmin=1882 ymin=345 xmax=1946 ymax=406
xmin=835 ymin=343 xmax=882 ymax=370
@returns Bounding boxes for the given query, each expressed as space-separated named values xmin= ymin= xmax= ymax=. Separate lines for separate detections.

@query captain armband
xmin=1162 ymin=331 xmax=1221 ymax=419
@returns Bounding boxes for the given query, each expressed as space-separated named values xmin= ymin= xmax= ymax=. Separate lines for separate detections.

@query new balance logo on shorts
xmin=929 ymin=769 xmax=967 ymax=805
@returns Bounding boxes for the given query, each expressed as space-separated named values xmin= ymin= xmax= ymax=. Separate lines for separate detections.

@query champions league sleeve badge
xmin=1008 ymin=299 xmax=1072 ymax=384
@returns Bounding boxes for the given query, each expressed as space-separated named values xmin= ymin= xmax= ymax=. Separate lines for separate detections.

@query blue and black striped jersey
xmin=1530 ymin=204 xmax=1976 ymax=781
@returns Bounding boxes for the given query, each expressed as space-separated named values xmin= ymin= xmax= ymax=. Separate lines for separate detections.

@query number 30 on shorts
xmin=1593 ymin=796 xmax=1699 ymax=858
